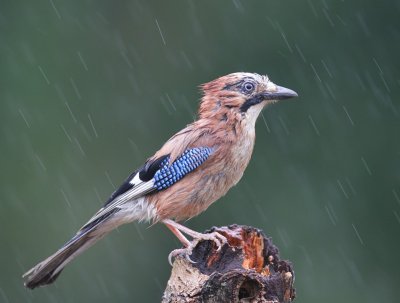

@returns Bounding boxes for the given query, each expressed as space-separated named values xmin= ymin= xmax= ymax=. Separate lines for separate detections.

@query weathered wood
xmin=162 ymin=225 xmax=295 ymax=303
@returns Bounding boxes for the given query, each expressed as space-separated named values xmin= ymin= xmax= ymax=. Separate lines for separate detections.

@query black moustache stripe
xmin=240 ymin=94 xmax=264 ymax=112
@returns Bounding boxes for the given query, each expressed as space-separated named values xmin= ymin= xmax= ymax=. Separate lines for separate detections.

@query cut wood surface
xmin=162 ymin=225 xmax=295 ymax=303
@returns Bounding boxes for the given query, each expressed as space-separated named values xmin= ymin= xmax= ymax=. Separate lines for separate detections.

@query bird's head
xmin=199 ymin=72 xmax=298 ymax=126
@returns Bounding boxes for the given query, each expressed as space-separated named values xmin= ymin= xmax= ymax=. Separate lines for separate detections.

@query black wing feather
xmin=139 ymin=155 xmax=169 ymax=181
xmin=103 ymin=154 xmax=170 ymax=207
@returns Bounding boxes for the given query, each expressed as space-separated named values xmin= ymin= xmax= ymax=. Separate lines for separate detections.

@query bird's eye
xmin=243 ymin=82 xmax=255 ymax=93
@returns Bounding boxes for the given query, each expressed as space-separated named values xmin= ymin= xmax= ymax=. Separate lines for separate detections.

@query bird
xmin=23 ymin=72 xmax=297 ymax=289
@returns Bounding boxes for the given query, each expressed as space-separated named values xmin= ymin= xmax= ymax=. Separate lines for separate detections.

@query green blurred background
xmin=1 ymin=0 xmax=399 ymax=302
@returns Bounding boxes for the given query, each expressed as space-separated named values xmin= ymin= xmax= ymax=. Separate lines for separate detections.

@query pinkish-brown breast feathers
xmin=148 ymin=116 xmax=255 ymax=221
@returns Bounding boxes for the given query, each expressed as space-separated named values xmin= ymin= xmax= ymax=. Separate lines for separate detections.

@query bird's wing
xmin=83 ymin=145 xmax=213 ymax=227
xmin=85 ymin=122 xmax=215 ymax=226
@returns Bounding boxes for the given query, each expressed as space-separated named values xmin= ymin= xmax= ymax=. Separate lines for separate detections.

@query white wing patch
xmin=129 ymin=172 xmax=142 ymax=186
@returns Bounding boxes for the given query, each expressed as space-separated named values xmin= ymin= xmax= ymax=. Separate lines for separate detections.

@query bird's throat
xmin=244 ymin=101 xmax=266 ymax=130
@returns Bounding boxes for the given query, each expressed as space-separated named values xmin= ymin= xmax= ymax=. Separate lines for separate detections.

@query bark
xmin=162 ymin=225 xmax=295 ymax=303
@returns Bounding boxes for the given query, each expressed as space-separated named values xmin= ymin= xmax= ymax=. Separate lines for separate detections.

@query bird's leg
xmin=163 ymin=219 xmax=228 ymax=265
xmin=164 ymin=222 xmax=191 ymax=247
xmin=163 ymin=220 xmax=194 ymax=265
xmin=163 ymin=219 xmax=227 ymax=248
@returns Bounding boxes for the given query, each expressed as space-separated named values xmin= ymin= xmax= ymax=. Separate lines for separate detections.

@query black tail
xmin=23 ymin=210 xmax=118 ymax=289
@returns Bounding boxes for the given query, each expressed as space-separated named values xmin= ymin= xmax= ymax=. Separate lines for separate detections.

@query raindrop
xmin=38 ymin=65 xmax=50 ymax=85
xmin=88 ymin=114 xmax=99 ymax=138
xmin=392 ymin=189 xmax=400 ymax=205
xmin=278 ymin=116 xmax=290 ymax=135
xmin=65 ymin=102 xmax=78 ymax=123
xmin=160 ymin=96 xmax=173 ymax=115
xmin=351 ymin=223 xmax=364 ymax=245
xmin=354 ymin=73 xmax=366 ymax=91
xmin=276 ymin=23 xmax=293 ymax=53
xmin=299 ymin=245 xmax=313 ymax=266
xmin=345 ymin=178 xmax=357 ymax=195
xmin=128 ymin=138 xmax=143 ymax=159
xmin=18 ymin=109 xmax=30 ymax=128
xmin=93 ymin=187 xmax=102 ymax=204
xmin=260 ymin=112 xmax=271 ymax=133
xmin=165 ymin=93 xmax=176 ymax=111
xmin=379 ymin=74 xmax=390 ymax=92
xmin=0 ymin=288 xmax=9 ymax=303
xmin=321 ymin=59 xmax=333 ymax=78
xmin=347 ymin=260 xmax=364 ymax=287
xmin=372 ymin=58 xmax=383 ymax=74
xmin=308 ymin=115 xmax=320 ymax=136
xmin=60 ymin=188 xmax=72 ymax=207
xmin=121 ymin=51 xmax=133 ymax=69
xmin=294 ymin=44 xmax=307 ymax=63
xmin=49 ymin=0 xmax=61 ymax=19
xmin=154 ymin=278 xmax=163 ymax=292
xmin=74 ymin=137 xmax=86 ymax=156
xmin=77 ymin=51 xmax=88 ymax=71
xmin=356 ymin=13 xmax=370 ymax=36
xmin=266 ymin=17 xmax=277 ymax=31
xmin=327 ymin=202 xmax=338 ymax=224
xmin=336 ymin=14 xmax=347 ymax=26
xmin=105 ymin=171 xmax=116 ymax=189
xmin=276 ymin=227 xmax=290 ymax=248
xmin=360 ymin=157 xmax=372 ymax=175
xmin=60 ymin=124 xmax=72 ymax=142
xmin=70 ymin=78 xmax=82 ymax=100
xmin=337 ymin=179 xmax=349 ymax=199
xmin=35 ymin=154 xmax=47 ymax=171
xmin=322 ymin=8 xmax=335 ymax=27
xmin=307 ymin=0 xmax=318 ymax=17
xmin=133 ymin=222 xmax=144 ymax=240
xmin=254 ymin=202 xmax=268 ymax=221
xmin=232 ymin=0 xmax=244 ymax=11
xmin=310 ymin=63 xmax=322 ymax=83
xmin=342 ymin=106 xmax=354 ymax=125
xmin=155 ymin=19 xmax=166 ymax=46
xmin=180 ymin=51 xmax=193 ymax=69
xmin=394 ymin=211 xmax=400 ymax=224
xmin=324 ymin=82 xmax=336 ymax=100
xmin=55 ymin=83 xmax=67 ymax=103
xmin=325 ymin=205 xmax=336 ymax=225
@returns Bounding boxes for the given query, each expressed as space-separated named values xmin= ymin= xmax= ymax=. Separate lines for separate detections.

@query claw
xmin=167 ymin=232 xmax=228 ymax=265
xmin=186 ymin=254 xmax=196 ymax=264
xmin=168 ymin=248 xmax=186 ymax=266
xmin=198 ymin=231 xmax=227 ymax=251
xmin=168 ymin=242 xmax=197 ymax=265
xmin=209 ymin=232 xmax=227 ymax=251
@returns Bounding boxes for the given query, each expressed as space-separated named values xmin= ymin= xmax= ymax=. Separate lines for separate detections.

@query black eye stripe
xmin=223 ymin=80 xmax=244 ymax=90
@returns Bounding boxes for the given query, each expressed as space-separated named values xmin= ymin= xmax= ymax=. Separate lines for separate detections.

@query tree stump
xmin=162 ymin=225 xmax=295 ymax=303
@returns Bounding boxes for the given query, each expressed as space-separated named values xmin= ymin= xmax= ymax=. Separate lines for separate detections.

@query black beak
xmin=262 ymin=85 xmax=298 ymax=100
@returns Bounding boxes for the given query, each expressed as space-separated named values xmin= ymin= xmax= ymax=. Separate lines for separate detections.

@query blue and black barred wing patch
xmin=153 ymin=147 xmax=213 ymax=191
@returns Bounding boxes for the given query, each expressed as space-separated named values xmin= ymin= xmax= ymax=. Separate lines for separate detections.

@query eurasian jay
xmin=23 ymin=72 xmax=297 ymax=289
